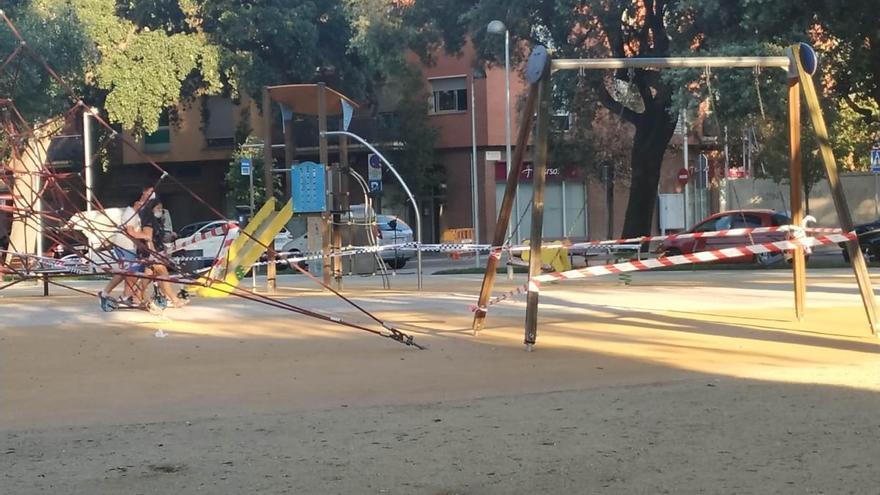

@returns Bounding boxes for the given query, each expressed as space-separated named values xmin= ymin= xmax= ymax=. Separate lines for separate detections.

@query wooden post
xmin=523 ymin=70 xmax=553 ymax=350
xmin=791 ymin=44 xmax=880 ymax=334
xmin=283 ymin=104 xmax=297 ymax=199
xmin=317 ymin=83 xmax=332 ymax=286
xmin=261 ymin=87 xmax=277 ymax=292
xmin=788 ymin=78 xmax=807 ymax=320
xmin=334 ymin=135 xmax=349 ymax=290
xmin=471 ymin=83 xmax=540 ymax=332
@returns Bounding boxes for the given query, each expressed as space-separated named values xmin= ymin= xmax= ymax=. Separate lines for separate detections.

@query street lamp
xmin=487 ymin=19 xmax=516 ymax=278
xmin=471 ymin=67 xmax=486 ymax=268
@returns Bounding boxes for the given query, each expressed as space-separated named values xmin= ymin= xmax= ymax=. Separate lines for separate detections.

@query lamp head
xmin=487 ymin=20 xmax=506 ymax=34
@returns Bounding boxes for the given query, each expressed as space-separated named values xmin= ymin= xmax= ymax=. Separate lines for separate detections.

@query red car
xmin=656 ymin=209 xmax=794 ymax=265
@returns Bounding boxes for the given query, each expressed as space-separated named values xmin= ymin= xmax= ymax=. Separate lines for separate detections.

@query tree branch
xmin=598 ymin=86 xmax=640 ymax=125
xmin=842 ymin=93 xmax=877 ymax=122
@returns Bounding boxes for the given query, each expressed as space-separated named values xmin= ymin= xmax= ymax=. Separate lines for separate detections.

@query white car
xmin=175 ymin=220 xmax=306 ymax=269
xmin=348 ymin=205 xmax=415 ymax=269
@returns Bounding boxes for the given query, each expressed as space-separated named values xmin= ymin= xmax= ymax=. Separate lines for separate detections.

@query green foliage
xmin=0 ymin=1 xmax=92 ymax=124
xmin=53 ymin=0 xmax=222 ymax=133
xmin=383 ymin=65 xmax=440 ymax=199
xmin=196 ymin=0 xmax=372 ymax=104
xmin=224 ymin=136 xmax=283 ymax=212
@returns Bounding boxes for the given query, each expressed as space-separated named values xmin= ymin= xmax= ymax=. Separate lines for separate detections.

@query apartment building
xmin=87 ymin=41 xmax=700 ymax=243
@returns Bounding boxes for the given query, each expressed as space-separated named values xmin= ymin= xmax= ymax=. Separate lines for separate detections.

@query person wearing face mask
xmin=140 ymin=197 xmax=189 ymax=308
xmin=98 ymin=192 xmax=155 ymax=311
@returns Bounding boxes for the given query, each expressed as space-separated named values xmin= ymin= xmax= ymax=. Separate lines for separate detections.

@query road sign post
xmin=241 ymin=158 xmax=256 ymax=291
xmin=871 ymin=146 xmax=880 ymax=217
xmin=368 ymin=153 xmax=382 ymax=212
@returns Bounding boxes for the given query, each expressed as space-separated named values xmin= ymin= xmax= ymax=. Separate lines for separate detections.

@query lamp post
xmin=488 ymin=19 xmax=516 ymax=279
xmin=471 ymin=68 xmax=486 ymax=267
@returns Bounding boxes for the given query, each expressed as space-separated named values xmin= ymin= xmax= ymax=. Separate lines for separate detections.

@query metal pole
xmin=322 ymin=130 xmax=423 ymax=290
xmin=722 ymin=126 xmax=729 ymax=212
xmin=506 ymin=29 xmax=519 ymax=249
xmin=82 ymin=108 xmax=95 ymax=211
xmin=470 ymin=75 xmax=481 ymax=268
xmin=524 ymin=69 xmax=552 ymax=351
xmin=682 ymin=110 xmax=689 ymax=228
xmin=552 ymin=56 xmax=791 ymax=71
xmin=504 ymin=31 xmax=517 ymax=279
xmin=874 ymin=174 xmax=878 ymax=219
xmin=249 ymin=165 xmax=256 ymax=291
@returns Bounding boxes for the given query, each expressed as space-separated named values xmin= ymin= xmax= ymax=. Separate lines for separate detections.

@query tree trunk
xmin=621 ymin=100 xmax=678 ymax=237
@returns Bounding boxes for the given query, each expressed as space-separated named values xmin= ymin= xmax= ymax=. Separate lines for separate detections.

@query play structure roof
xmin=266 ymin=84 xmax=359 ymax=116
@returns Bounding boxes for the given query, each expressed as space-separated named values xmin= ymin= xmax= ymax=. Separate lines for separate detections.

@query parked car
xmin=839 ymin=219 xmax=880 ymax=263
xmin=176 ymin=220 xmax=305 ymax=270
xmin=376 ymin=214 xmax=415 ymax=269
xmin=348 ymin=204 xmax=415 ymax=269
xmin=656 ymin=209 xmax=794 ymax=265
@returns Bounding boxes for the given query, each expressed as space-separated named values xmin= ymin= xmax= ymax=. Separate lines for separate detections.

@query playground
xmin=3 ymin=269 xmax=880 ymax=493
xmin=3 ymin=7 xmax=880 ymax=494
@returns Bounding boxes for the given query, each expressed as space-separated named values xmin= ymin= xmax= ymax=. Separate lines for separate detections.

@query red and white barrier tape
xmin=507 ymin=225 xmax=841 ymax=252
xmin=471 ymin=232 xmax=856 ymax=313
xmin=165 ymin=222 xmax=236 ymax=253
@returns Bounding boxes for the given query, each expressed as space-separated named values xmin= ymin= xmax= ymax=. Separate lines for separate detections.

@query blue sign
xmin=368 ymin=179 xmax=383 ymax=194
xmin=240 ymin=158 xmax=251 ymax=176
xmin=291 ymin=161 xmax=327 ymax=213
xmin=871 ymin=148 xmax=880 ymax=174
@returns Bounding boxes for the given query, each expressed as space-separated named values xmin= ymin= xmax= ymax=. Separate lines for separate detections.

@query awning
xmin=266 ymin=84 xmax=359 ymax=116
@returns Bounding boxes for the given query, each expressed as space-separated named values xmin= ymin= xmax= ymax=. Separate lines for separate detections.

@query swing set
xmin=473 ymin=43 xmax=879 ymax=350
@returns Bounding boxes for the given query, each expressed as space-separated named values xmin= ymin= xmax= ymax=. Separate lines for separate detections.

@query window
xmin=695 ymin=214 xmax=732 ymax=232
xmin=429 ymin=77 xmax=467 ymax=113
xmin=144 ymin=109 xmax=171 ymax=153
xmin=551 ymin=113 xmax=572 ymax=132
xmin=204 ymin=96 xmax=235 ymax=148
xmin=771 ymin=213 xmax=791 ymax=226
xmin=731 ymin=214 xmax=764 ymax=229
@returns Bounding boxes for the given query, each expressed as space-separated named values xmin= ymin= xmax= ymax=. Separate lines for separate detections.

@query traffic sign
xmin=871 ymin=146 xmax=880 ymax=174
xmin=676 ymin=167 xmax=689 ymax=186
xmin=368 ymin=153 xmax=382 ymax=181
xmin=368 ymin=179 xmax=382 ymax=194
xmin=240 ymin=158 xmax=251 ymax=176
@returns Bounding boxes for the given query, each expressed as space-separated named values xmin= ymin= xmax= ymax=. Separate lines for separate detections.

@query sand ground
xmin=2 ymin=269 xmax=880 ymax=493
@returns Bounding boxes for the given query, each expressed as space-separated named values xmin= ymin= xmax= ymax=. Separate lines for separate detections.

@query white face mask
xmin=153 ymin=209 xmax=163 ymax=218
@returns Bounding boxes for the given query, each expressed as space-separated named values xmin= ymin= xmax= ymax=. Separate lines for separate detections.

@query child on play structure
xmin=139 ymin=197 xmax=189 ymax=308
xmin=97 ymin=191 xmax=155 ymax=310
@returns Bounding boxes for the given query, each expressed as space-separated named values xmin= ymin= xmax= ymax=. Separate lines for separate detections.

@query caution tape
xmin=165 ymin=222 xmax=236 ymax=253
xmin=470 ymin=232 xmax=856 ymax=313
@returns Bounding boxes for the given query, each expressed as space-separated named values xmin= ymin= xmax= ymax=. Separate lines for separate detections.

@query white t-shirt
xmin=112 ymin=206 xmax=141 ymax=251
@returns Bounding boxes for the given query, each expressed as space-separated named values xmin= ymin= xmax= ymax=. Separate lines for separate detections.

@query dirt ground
xmin=3 ymin=269 xmax=880 ymax=494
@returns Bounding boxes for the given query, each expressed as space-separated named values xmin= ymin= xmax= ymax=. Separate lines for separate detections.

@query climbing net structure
xmin=0 ymin=12 xmax=423 ymax=349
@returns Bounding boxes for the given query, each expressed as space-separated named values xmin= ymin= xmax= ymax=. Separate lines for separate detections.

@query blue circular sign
xmin=368 ymin=154 xmax=381 ymax=168
xmin=798 ymin=42 xmax=818 ymax=76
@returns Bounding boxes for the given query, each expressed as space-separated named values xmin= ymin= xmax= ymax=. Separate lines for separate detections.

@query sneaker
xmin=171 ymin=298 xmax=191 ymax=309
xmin=145 ymin=301 xmax=163 ymax=315
xmin=98 ymin=291 xmax=117 ymax=312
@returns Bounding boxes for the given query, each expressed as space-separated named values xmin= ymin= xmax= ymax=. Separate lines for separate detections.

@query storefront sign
xmin=494 ymin=162 xmax=582 ymax=181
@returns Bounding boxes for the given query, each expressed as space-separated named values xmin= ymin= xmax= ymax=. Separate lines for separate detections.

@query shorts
xmin=113 ymin=247 xmax=145 ymax=273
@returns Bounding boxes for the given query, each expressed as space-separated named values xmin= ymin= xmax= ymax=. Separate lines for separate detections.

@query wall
xmin=413 ymin=41 xmax=527 ymax=150
xmin=729 ymin=172 xmax=880 ymax=226
xmin=121 ymin=95 xmax=260 ymax=165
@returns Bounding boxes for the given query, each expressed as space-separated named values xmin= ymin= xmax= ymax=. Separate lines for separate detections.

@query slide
xmin=197 ymin=197 xmax=293 ymax=297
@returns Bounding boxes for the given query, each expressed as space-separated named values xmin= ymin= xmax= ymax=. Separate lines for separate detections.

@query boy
xmin=97 ymin=192 xmax=154 ymax=310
